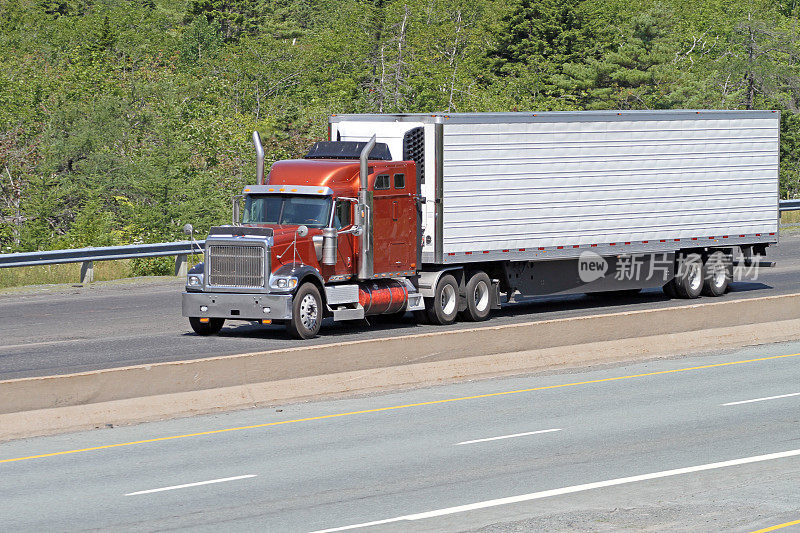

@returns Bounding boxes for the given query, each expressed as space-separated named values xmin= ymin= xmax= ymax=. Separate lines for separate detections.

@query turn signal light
xmin=262 ymin=319 xmax=272 ymax=325
xmin=199 ymin=318 xmax=210 ymax=323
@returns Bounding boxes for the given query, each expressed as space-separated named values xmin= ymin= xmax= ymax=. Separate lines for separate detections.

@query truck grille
xmin=207 ymin=245 xmax=265 ymax=288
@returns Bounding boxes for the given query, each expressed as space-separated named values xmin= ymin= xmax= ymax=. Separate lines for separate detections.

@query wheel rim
xmin=688 ymin=262 xmax=702 ymax=292
xmin=474 ymin=280 xmax=489 ymax=312
xmin=441 ymin=284 xmax=457 ymax=316
xmin=712 ymin=263 xmax=726 ymax=287
xmin=299 ymin=293 xmax=319 ymax=330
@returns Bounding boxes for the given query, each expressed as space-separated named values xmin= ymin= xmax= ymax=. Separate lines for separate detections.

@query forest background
xmin=2 ymin=0 xmax=799 ymax=261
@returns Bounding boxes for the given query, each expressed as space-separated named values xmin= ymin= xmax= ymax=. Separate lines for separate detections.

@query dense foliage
xmin=1 ymin=0 xmax=799 ymax=252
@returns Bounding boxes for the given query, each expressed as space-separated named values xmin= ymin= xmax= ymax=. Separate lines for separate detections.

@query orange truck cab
xmin=182 ymin=136 xmax=428 ymax=338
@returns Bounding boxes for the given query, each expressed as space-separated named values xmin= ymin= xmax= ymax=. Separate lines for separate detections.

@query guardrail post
xmin=80 ymin=261 xmax=94 ymax=284
xmin=175 ymin=254 xmax=188 ymax=277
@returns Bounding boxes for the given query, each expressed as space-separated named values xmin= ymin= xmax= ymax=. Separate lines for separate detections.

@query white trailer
xmin=330 ymin=111 xmax=778 ymax=322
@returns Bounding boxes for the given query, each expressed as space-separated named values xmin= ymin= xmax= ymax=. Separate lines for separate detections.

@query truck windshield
xmin=242 ymin=194 xmax=331 ymax=228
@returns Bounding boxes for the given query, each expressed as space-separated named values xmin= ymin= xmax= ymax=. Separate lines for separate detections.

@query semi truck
xmin=182 ymin=111 xmax=779 ymax=339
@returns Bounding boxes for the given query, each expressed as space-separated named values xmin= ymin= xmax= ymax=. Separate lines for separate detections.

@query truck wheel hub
xmin=299 ymin=294 xmax=319 ymax=330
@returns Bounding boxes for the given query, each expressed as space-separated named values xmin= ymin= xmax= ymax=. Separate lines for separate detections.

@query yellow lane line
xmin=2 ymin=352 xmax=798 ymax=465
xmin=750 ymin=519 xmax=800 ymax=533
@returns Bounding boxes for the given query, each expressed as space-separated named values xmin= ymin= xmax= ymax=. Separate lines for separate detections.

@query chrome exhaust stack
xmin=253 ymin=131 xmax=265 ymax=184
xmin=357 ymin=135 xmax=376 ymax=280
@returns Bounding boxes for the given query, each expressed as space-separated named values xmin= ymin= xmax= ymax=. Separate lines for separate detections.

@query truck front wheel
xmin=189 ymin=317 xmax=224 ymax=336
xmin=287 ymin=283 xmax=323 ymax=339
xmin=426 ymin=274 xmax=459 ymax=325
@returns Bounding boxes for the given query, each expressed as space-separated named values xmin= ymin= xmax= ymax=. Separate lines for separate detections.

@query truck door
xmin=371 ymin=168 xmax=417 ymax=275
xmin=332 ymin=199 xmax=356 ymax=278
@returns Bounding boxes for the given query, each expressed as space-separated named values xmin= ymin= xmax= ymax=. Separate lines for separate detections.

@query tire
xmin=286 ymin=283 xmax=323 ymax=339
xmin=702 ymin=251 xmax=732 ymax=296
xmin=425 ymin=274 xmax=459 ymax=325
xmin=189 ymin=317 xmax=224 ymax=336
xmin=460 ymin=271 xmax=492 ymax=322
xmin=673 ymin=253 xmax=703 ymax=299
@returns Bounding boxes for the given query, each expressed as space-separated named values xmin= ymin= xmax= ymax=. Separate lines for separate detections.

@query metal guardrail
xmin=0 ymin=241 xmax=205 ymax=283
xmin=0 ymin=197 xmax=799 ymax=284
xmin=780 ymin=199 xmax=800 ymax=212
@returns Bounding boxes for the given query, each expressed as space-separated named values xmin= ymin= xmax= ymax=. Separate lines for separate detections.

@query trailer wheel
xmin=673 ymin=253 xmax=703 ymax=299
xmin=286 ymin=283 xmax=323 ymax=339
xmin=702 ymin=251 xmax=732 ymax=296
xmin=460 ymin=271 xmax=492 ymax=321
xmin=189 ymin=317 xmax=224 ymax=336
xmin=426 ymin=274 xmax=459 ymax=325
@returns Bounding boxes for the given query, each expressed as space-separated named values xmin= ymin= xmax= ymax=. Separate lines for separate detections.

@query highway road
xmin=1 ymin=232 xmax=799 ymax=380
xmin=2 ymin=341 xmax=800 ymax=531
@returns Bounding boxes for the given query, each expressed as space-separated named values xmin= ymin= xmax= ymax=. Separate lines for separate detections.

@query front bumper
xmin=182 ymin=291 xmax=293 ymax=321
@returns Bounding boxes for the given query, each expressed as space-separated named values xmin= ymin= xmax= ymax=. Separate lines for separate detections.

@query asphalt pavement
xmin=0 ymin=233 xmax=798 ymax=380
xmin=2 ymin=340 xmax=799 ymax=531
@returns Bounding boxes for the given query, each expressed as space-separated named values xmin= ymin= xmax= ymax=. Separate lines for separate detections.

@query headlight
xmin=188 ymin=275 xmax=201 ymax=286
xmin=273 ymin=277 xmax=298 ymax=289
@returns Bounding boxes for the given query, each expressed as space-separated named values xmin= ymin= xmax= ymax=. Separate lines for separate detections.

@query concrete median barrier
xmin=3 ymin=293 xmax=800 ymax=440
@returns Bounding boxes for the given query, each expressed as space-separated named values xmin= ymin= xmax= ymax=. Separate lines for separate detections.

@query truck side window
xmin=394 ymin=173 xmax=405 ymax=189
xmin=375 ymin=174 xmax=390 ymax=190
xmin=333 ymin=200 xmax=351 ymax=229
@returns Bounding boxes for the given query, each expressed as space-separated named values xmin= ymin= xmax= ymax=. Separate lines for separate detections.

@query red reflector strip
xmin=573 ymin=245 xmax=580 ymax=248
xmin=591 ymin=244 xmax=597 ymax=247
xmin=740 ymin=235 xmax=745 ymax=237
xmin=557 ymin=246 xmax=564 ymax=249
xmin=465 ymin=252 xmax=472 ymax=255
xmin=756 ymin=233 xmax=761 ymax=236
xmin=519 ymin=248 xmax=526 ymax=252
xmin=660 ymin=240 xmax=666 ymax=242
xmin=625 ymin=242 xmax=631 ymax=245
xmin=723 ymin=235 xmax=728 ymax=238
xmin=692 ymin=238 xmax=698 ymax=241
xmin=610 ymin=243 xmax=616 ymax=246
xmin=483 ymin=251 xmax=490 ymax=254
xmin=538 ymin=247 xmax=545 ymax=251
xmin=642 ymin=240 xmax=649 ymax=243
xmin=448 ymin=253 xmax=455 ymax=256
xmin=674 ymin=239 xmax=680 ymax=242
xmin=503 ymin=249 xmax=509 ymax=253
xmin=770 ymin=232 xmax=775 ymax=235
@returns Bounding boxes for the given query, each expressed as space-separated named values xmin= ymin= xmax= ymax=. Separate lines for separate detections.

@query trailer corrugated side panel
xmin=440 ymin=114 xmax=779 ymax=257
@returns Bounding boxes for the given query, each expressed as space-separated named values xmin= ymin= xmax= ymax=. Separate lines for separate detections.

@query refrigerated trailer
xmin=182 ymin=111 xmax=779 ymax=338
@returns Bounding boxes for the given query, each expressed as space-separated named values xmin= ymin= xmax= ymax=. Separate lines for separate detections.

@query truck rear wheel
xmin=189 ymin=317 xmax=224 ymax=336
xmin=426 ymin=274 xmax=459 ymax=325
xmin=287 ymin=283 xmax=323 ymax=339
xmin=702 ymin=251 xmax=732 ymax=296
xmin=673 ymin=253 xmax=703 ymax=299
xmin=460 ymin=271 xmax=492 ymax=322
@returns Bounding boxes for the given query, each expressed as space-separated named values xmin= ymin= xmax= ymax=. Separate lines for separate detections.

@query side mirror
xmin=182 ymin=223 xmax=194 ymax=236
xmin=296 ymin=225 xmax=309 ymax=238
